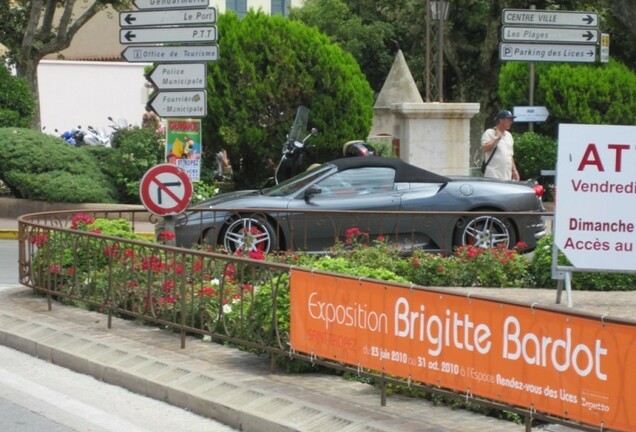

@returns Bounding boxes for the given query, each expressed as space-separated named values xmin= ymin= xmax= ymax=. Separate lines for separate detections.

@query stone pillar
xmin=393 ymin=102 xmax=480 ymax=176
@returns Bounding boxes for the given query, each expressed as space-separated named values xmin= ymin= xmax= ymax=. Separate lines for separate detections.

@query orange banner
xmin=290 ymin=269 xmax=636 ymax=431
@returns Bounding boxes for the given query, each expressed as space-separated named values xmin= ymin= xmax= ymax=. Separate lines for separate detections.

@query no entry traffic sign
xmin=140 ymin=164 xmax=193 ymax=216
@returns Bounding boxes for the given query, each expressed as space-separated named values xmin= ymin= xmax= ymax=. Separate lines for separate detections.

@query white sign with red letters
xmin=554 ymin=124 xmax=636 ymax=271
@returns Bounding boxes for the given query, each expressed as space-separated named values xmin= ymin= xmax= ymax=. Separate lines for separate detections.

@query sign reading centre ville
xmin=290 ymin=270 xmax=636 ymax=431
xmin=554 ymin=124 xmax=636 ymax=271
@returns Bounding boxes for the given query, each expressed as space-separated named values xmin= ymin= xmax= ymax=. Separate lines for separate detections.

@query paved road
xmin=0 ymin=240 xmax=19 ymax=285
xmin=0 ymin=345 xmax=237 ymax=432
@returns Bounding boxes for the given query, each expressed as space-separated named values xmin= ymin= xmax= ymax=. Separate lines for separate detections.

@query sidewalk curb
xmin=0 ymin=230 xmax=18 ymax=240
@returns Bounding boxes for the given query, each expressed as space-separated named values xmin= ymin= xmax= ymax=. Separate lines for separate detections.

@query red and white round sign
xmin=140 ymin=164 xmax=193 ymax=216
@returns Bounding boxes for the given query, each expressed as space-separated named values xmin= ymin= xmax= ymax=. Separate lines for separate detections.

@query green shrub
xmin=97 ymin=127 xmax=165 ymax=204
xmin=499 ymin=60 xmax=636 ymax=136
xmin=0 ymin=128 xmax=117 ymax=202
xmin=513 ymin=132 xmax=557 ymax=180
xmin=0 ymin=65 xmax=34 ymax=127
xmin=527 ymin=234 xmax=636 ymax=291
xmin=513 ymin=132 xmax=557 ymax=200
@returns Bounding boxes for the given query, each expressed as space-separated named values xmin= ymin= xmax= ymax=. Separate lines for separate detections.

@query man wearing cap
xmin=480 ymin=110 xmax=520 ymax=181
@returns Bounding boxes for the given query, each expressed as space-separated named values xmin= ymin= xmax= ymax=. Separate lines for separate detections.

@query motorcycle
xmin=84 ymin=117 xmax=131 ymax=147
xmin=84 ymin=125 xmax=111 ymax=147
xmin=274 ymin=106 xmax=318 ymax=184
xmin=56 ymin=126 xmax=85 ymax=146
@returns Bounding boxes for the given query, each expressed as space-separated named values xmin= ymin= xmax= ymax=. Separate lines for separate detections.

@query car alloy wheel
xmin=454 ymin=215 xmax=515 ymax=249
xmin=222 ymin=217 xmax=277 ymax=253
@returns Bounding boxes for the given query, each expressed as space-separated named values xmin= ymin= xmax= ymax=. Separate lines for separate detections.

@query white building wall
xmin=38 ymin=60 xmax=150 ymax=134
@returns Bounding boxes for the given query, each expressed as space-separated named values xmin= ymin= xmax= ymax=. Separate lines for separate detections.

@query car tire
xmin=453 ymin=215 xmax=516 ymax=250
xmin=221 ymin=216 xmax=278 ymax=254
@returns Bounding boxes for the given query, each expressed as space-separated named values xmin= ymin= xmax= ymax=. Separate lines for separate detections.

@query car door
xmin=286 ymin=167 xmax=401 ymax=251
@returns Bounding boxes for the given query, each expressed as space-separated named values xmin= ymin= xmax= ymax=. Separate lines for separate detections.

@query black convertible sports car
xmin=169 ymin=157 xmax=546 ymax=254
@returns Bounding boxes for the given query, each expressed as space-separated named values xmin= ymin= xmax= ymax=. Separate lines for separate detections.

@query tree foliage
xmin=0 ymin=64 xmax=35 ymax=127
xmin=289 ymin=0 xmax=395 ymax=93
xmin=0 ymin=0 xmax=131 ymax=128
xmin=204 ymin=11 xmax=374 ymax=187
xmin=499 ymin=60 xmax=636 ymax=135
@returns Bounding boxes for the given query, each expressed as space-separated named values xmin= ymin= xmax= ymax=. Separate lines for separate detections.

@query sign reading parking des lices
xmin=554 ymin=124 xmax=636 ymax=271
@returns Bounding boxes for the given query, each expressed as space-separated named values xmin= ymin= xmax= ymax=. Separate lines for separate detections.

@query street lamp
xmin=425 ymin=1 xmax=450 ymax=102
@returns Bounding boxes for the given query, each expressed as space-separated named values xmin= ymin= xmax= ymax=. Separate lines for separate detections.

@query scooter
xmin=274 ymin=106 xmax=318 ymax=184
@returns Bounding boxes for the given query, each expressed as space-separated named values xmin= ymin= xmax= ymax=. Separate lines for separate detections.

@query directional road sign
xmin=513 ymin=106 xmax=550 ymax=122
xmin=120 ymin=26 xmax=216 ymax=44
xmin=134 ymin=0 xmax=209 ymax=10
xmin=502 ymin=9 xmax=598 ymax=28
xmin=502 ymin=26 xmax=598 ymax=44
xmin=140 ymin=164 xmax=193 ymax=216
xmin=500 ymin=42 xmax=596 ymax=63
xmin=120 ymin=8 xmax=216 ymax=27
xmin=121 ymin=45 xmax=218 ymax=63
xmin=146 ymin=63 xmax=207 ymax=90
xmin=148 ymin=90 xmax=207 ymax=118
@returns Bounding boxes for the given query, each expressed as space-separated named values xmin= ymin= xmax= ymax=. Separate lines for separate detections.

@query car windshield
xmin=264 ymin=164 xmax=333 ymax=197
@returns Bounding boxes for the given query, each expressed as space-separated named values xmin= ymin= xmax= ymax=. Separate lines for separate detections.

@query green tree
xmin=289 ymin=0 xmax=395 ymax=93
xmin=0 ymin=64 xmax=35 ymax=127
xmin=499 ymin=59 xmax=636 ymax=135
xmin=0 ymin=0 xmax=131 ymax=129
xmin=204 ymin=11 xmax=375 ymax=187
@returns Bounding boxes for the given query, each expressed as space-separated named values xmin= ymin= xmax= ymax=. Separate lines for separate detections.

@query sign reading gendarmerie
xmin=554 ymin=124 xmax=636 ymax=271
xmin=134 ymin=0 xmax=209 ymax=10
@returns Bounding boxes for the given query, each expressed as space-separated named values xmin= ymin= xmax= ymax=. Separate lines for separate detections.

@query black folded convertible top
xmin=330 ymin=157 xmax=450 ymax=184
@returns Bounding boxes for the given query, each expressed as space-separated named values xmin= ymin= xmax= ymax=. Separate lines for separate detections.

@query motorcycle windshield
xmin=288 ymin=106 xmax=309 ymax=143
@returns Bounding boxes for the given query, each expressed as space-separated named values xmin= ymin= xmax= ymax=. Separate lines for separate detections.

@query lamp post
xmin=425 ymin=1 xmax=449 ymax=102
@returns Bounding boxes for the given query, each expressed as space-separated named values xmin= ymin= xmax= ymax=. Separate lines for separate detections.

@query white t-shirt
xmin=481 ymin=128 xmax=514 ymax=180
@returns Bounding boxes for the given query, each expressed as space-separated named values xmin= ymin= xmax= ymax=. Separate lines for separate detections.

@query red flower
xmin=103 ymin=244 xmax=120 ymax=258
xmin=199 ymin=286 xmax=216 ymax=296
xmin=158 ymin=230 xmax=175 ymax=241
xmin=30 ymin=234 xmax=49 ymax=246
xmin=66 ymin=268 xmax=75 ymax=276
xmin=411 ymin=257 xmax=420 ymax=268
xmin=50 ymin=264 xmax=61 ymax=274
xmin=70 ymin=213 xmax=95 ymax=230
xmin=248 ymin=249 xmax=265 ymax=260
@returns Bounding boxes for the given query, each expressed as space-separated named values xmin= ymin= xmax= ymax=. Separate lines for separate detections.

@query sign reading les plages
xmin=290 ymin=269 xmax=636 ymax=431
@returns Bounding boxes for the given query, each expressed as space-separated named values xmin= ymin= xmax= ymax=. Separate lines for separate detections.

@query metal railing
xmin=16 ymin=208 xmax=601 ymax=432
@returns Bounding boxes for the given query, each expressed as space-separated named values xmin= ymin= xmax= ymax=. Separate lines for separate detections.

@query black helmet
xmin=342 ymin=140 xmax=377 ymax=157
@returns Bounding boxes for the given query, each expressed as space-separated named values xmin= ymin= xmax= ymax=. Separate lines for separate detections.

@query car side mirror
xmin=304 ymin=185 xmax=322 ymax=202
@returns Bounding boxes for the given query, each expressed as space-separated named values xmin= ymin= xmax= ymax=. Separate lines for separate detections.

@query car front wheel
xmin=221 ymin=216 xmax=277 ymax=254
xmin=453 ymin=215 xmax=516 ymax=249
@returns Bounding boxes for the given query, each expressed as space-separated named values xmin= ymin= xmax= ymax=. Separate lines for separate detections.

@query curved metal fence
xmin=17 ymin=208 xmax=605 ymax=432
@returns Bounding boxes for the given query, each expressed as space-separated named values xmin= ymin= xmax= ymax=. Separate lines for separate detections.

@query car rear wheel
xmin=453 ymin=215 xmax=516 ymax=249
xmin=221 ymin=216 xmax=277 ymax=254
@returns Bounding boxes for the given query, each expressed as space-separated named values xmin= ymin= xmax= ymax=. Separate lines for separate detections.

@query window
xmin=317 ymin=167 xmax=395 ymax=198
xmin=271 ymin=0 xmax=290 ymax=16
xmin=226 ymin=0 xmax=247 ymax=18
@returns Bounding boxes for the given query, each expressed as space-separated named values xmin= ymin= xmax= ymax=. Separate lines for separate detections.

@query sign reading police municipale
xmin=554 ymin=124 xmax=636 ymax=271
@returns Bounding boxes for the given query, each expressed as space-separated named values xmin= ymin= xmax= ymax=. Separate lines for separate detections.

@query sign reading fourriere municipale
xmin=554 ymin=124 xmax=636 ymax=271
xmin=148 ymin=90 xmax=207 ymax=117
